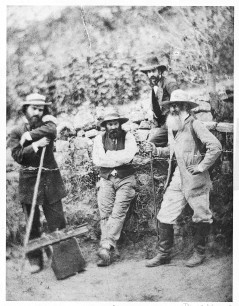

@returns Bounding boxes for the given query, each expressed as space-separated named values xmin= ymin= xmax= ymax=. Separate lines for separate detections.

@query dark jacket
xmin=9 ymin=118 xmax=67 ymax=205
xmin=152 ymin=76 xmax=179 ymax=126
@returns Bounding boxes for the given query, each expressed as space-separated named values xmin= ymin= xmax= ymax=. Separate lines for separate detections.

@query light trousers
xmin=158 ymin=167 xmax=213 ymax=224
xmin=98 ymin=175 xmax=136 ymax=249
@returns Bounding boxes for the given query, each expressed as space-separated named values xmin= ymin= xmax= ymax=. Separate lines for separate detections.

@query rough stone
xmin=135 ymin=129 xmax=150 ymax=142
xmin=55 ymin=140 xmax=70 ymax=152
xmin=195 ymin=112 xmax=213 ymax=122
xmin=73 ymin=137 xmax=93 ymax=150
xmin=139 ymin=120 xmax=151 ymax=130
xmin=85 ymin=129 xmax=99 ymax=139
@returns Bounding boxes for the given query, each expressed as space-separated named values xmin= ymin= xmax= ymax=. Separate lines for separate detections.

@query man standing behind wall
xmin=92 ymin=111 xmax=138 ymax=267
xmin=9 ymin=93 xmax=67 ymax=274
xmin=144 ymin=89 xmax=222 ymax=268
xmin=140 ymin=56 xmax=179 ymax=147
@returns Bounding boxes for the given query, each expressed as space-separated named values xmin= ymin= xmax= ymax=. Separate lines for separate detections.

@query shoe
xmin=25 ymin=261 xmax=42 ymax=274
xmin=97 ymin=258 xmax=111 ymax=267
xmin=185 ymin=250 xmax=205 ymax=267
xmin=97 ymin=247 xmax=111 ymax=261
xmin=96 ymin=247 xmax=112 ymax=267
xmin=145 ymin=253 xmax=171 ymax=267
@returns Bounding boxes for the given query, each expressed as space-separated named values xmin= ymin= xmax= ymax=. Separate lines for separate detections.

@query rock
xmin=139 ymin=120 xmax=151 ymax=130
xmin=73 ymin=149 xmax=90 ymax=166
xmin=193 ymin=101 xmax=211 ymax=112
xmin=129 ymin=111 xmax=145 ymax=123
xmin=57 ymin=121 xmax=76 ymax=139
xmin=122 ymin=122 xmax=139 ymax=132
xmin=54 ymin=151 xmax=71 ymax=167
xmin=195 ymin=112 xmax=213 ymax=122
xmin=73 ymin=109 xmax=96 ymax=131
xmin=73 ymin=137 xmax=93 ymax=150
xmin=85 ymin=129 xmax=99 ymax=139
xmin=77 ymin=130 xmax=85 ymax=137
xmin=135 ymin=129 xmax=150 ymax=142
xmin=55 ymin=140 xmax=70 ymax=152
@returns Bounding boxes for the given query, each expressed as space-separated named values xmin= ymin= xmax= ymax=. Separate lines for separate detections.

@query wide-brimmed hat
xmin=100 ymin=112 xmax=129 ymax=127
xmin=140 ymin=56 xmax=167 ymax=73
xmin=160 ymin=89 xmax=199 ymax=109
xmin=21 ymin=93 xmax=52 ymax=106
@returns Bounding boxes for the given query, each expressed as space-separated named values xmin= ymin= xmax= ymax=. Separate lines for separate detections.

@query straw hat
xmin=21 ymin=93 xmax=52 ymax=106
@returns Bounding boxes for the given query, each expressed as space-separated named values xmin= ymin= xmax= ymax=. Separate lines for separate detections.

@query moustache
xmin=108 ymin=129 xmax=122 ymax=139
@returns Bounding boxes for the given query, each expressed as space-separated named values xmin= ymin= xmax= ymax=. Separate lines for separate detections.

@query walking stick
xmin=21 ymin=146 xmax=46 ymax=273
xmin=149 ymin=151 xmax=159 ymax=241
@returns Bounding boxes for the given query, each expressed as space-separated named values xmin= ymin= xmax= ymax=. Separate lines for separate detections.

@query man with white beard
xmin=144 ymin=89 xmax=222 ymax=267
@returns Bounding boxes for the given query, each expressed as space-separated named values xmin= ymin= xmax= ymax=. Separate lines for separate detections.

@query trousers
xmin=23 ymin=198 xmax=66 ymax=262
xmin=98 ymin=175 xmax=136 ymax=249
xmin=158 ymin=167 xmax=213 ymax=224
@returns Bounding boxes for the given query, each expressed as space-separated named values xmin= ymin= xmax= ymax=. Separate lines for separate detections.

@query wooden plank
xmin=216 ymin=122 xmax=234 ymax=133
xmin=26 ymin=224 xmax=88 ymax=253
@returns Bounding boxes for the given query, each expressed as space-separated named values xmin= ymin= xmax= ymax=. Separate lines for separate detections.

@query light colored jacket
xmin=156 ymin=116 xmax=222 ymax=199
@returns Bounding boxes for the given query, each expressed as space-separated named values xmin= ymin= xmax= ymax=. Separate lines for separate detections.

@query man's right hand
xmin=34 ymin=137 xmax=51 ymax=148
xmin=144 ymin=142 xmax=157 ymax=155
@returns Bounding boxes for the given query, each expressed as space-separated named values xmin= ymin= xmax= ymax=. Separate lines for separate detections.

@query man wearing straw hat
xmin=144 ymin=89 xmax=222 ymax=267
xmin=9 ymin=93 xmax=67 ymax=273
xmin=92 ymin=111 xmax=138 ymax=266
xmin=140 ymin=56 xmax=179 ymax=147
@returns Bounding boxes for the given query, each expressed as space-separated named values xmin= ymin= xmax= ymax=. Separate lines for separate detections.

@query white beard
xmin=166 ymin=113 xmax=183 ymax=131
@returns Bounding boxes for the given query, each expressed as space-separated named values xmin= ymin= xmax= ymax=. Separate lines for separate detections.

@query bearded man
xmin=9 ymin=93 xmax=67 ymax=273
xmin=92 ymin=112 xmax=138 ymax=266
xmin=145 ymin=89 xmax=222 ymax=267
xmin=140 ymin=56 xmax=179 ymax=147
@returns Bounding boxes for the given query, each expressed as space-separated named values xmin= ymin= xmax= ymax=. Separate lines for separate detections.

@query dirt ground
xmin=6 ymin=242 xmax=232 ymax=302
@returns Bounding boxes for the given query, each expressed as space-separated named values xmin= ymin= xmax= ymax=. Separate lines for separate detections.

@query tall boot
xmin=186 ymin=222 xmax=210 ymax=267
xmin=146 ymin=223 xmax=174 ymax=267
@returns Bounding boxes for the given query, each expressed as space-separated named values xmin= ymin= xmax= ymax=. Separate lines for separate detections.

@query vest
xmin=99 ymin=131 xmax=135 ymax=180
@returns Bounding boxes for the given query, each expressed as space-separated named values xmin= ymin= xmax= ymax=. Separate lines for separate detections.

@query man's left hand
xmin=20 ymin=132 xmax=31 ymax=146
xmin=187 ymin=165 xmax=202 ymax=175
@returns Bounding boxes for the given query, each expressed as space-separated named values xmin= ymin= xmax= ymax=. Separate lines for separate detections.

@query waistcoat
xmin=99 ymin=131 xmax=135 ymax=179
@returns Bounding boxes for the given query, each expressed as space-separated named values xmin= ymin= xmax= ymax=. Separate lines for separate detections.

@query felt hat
xmin=140 ymin=56 xmax=167 ymax=73
xmin=100 ymin=112 xmax=129 ymax=127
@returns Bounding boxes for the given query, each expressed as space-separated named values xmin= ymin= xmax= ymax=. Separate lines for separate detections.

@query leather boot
xmin=186 ymin=222 xmax=210 ymax=267
xmin=146 ymin=223 xmax=174 ymax=267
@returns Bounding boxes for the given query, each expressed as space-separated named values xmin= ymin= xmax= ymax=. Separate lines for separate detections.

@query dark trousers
xmin=23 ymin=199 xmax=66 ymax=263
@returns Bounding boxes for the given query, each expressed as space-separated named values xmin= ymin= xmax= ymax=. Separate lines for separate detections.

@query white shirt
xmin=92 ymin=131 xmax=138 ymax=168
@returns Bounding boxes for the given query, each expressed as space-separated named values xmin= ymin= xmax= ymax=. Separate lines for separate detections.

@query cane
xmin=21 ymin=146 xmax=46 ymax=273
xmin=149 ymin=150 xmax=159 ymax=241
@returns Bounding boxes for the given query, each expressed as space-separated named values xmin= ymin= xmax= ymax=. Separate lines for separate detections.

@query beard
xmin=166 ymin=113 xmax=183 ymax=132
xmin=107 ymin=128 xmax=123 ymax=139
xmin=28 ymin=116 xmax=42 ymax=128
xmin=149 ymin=75 xmax=160 ymax=87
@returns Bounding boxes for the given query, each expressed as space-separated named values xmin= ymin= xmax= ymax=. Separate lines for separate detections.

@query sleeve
xmin=29 ymin=121 xmax=57 ymax=141
xmin=92 ymin=133 xmax=138 ymax=168
xmin=92 ymin=134 xmax=119 ymax=168
xmin=9 ymin=128 xmax=37 ymax=165
xmin=193 ymin=120 xmax=222 ymax=172
xmin=164 ymin=77 xmax=179 ymax=95
xmin=105 ymin=132 xmax=138 ymax=165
